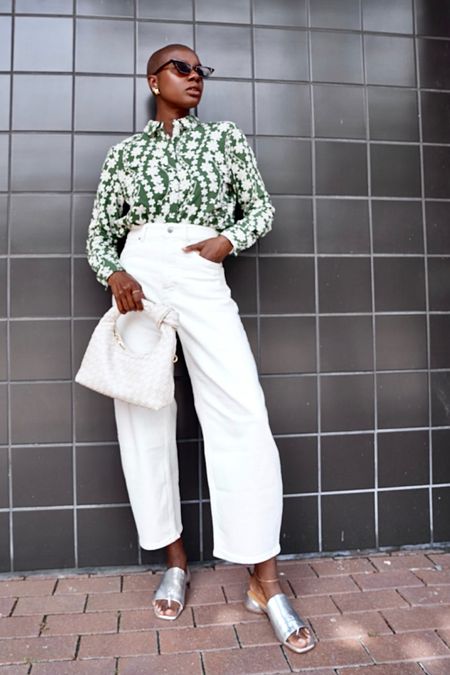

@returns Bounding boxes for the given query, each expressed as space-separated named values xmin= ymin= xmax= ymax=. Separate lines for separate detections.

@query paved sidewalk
xmin=0 ymin=548 xmax=449 ymax=674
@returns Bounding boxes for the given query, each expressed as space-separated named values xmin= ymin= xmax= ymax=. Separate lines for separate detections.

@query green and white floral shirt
xmin=86 ymin=113 xmax=275 ymax=287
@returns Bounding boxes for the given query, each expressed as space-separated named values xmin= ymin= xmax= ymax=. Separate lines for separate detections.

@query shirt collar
xmin=142 ymin=113 xmax=200 ymax=138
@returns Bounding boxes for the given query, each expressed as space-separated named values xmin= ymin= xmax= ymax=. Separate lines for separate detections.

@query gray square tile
xmin=199 ymin=80 xmax=253 ymax=134
xmin=0 ymin=194 xmax=7 ymax=254
xmin=0 ymin=75 xmax=10 ymax=131
xmin=311 ymin=31 xmax=363 ymax=84
xmin=0 ymin=322 xmax=6 ymax=380
xmin=260 ymin=316 xmax=316 ymax=374
xmin=16 ymin=0 xmax=72 ymax=11
xmin=75 ymin=76 xmax=134 ymax=132
xmin=11 ymin=382 xmax=72 ymax=444
xmin=196 ymin=24 xmax=251 ymax=80
xmin=10 ymin=320 xmax=71 ymax=380
xmin=0 ymin=447 xmax=8 ymax=509
xmin=10 ymin=194 xmax=71 ymax=254
xmin=11 ymin=134 xmax=71 ymax=191
xmin=0 ymin=17 xmax=11 ymax=70
xmin=258 ymin=137 xmax=311 ymax=194
xmin=14 ymin=17 xmax=73 ymax=71
xmin=196 ymin=0 xmax=250 ymax=23
xmin=254 ymin=27 xmax=308 ymax=81
xmin=73 ymin=319 xmax=97 ymax=376
xmin=0 ymin=259 xmax=6 ymax=318
xmin=314 ymin=84 xmax=365 ymax=139
xmin=260 ymin=197 xmax=313 ymax=254
xmin=76 ymin=18 xmax=134 ymax=74
xmin=0 ymin=384 xmax=7 ymax=444
xmin=77 ymin=506 xmax=138 ymax=567
xmin=13 ymin=510 xmax=75 ymax=571
xmin=310 ymin=0 xmax=360 ymax=30
xmin=365 ymin=35 xmax=416 ymax=87
xmin=262 ymin=375 xmax=317 ymax=434
xmin=74 ymin=257 xmax=112 ymax=317
xmin=73 ymin=193 xmax=95 ymax=254
xmin=316 ymin=199 xmax=370 ymax=254
xmin=76 ymin=444 xmax=128 ymax=504
xmin=253 ymin=0 xmax=307 ymax=26
xmin=256 ymin=83 xmax=310 ymax=136
xmin=10 ymin=258 xmax=71 ymax=317
xmin=362 ymin=0 xmax=413 ymax=34
xmin=74 ymin=134 xmax=124 ymax=191
xmin=137 ymin=0 xmax=192 ymax=19
xmin=137 ymin=22 xmax=193 ymax=77
xmin=0 ymin=0 xmax=11 ymax=11
xmin=77 ymin=0 xmax=134 ymax=16
xmin=316 ymin=141 xmax=367 ymax=196
xmin=135 ymin=76 xmax=156 ymax=132
xmin=12 ymin=75 xmax=72 ymax=131
xmin=0 ymin=134 xmax=9 ymax=191
xmin=75 ymin=383 xmax=117 ymax=442
xmin=12 ymin=446 xmax=73 ymax=507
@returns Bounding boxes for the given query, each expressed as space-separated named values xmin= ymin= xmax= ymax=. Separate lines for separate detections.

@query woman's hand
xmin=182 ymin=234 xmax=233 ymax=263
xmin=107 ymin=270 xmax=145 ymax=314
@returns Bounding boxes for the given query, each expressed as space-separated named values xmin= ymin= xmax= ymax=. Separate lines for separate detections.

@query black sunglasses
xmin=152 ymin=59 xmax=214 ymax=79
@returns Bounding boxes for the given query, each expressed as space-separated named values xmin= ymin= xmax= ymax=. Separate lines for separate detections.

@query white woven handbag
xmin=75 ymin=298 xmax=179 ymax=409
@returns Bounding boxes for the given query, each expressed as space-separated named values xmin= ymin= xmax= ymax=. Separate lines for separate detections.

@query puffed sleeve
xmin=86 ymin=144 xmax=128 ymax=288
xmin=220 ymin=122 xmax=275 ymax=255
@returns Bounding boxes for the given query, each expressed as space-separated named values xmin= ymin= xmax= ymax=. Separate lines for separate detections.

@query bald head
xmin=146 ymin=43 xmax=198 ymax=78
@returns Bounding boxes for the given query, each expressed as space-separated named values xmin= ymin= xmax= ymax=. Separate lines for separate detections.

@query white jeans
xmin=112 ymin=220 xmax=283 ymax=564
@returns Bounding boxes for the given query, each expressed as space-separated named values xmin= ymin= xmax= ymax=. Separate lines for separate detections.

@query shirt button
xmin=167 ymin=225 xmax=174 ymax=233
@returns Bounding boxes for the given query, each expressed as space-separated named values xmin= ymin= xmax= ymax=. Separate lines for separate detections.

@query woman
xmin=86 ymin=42 xmax=316 ymax=654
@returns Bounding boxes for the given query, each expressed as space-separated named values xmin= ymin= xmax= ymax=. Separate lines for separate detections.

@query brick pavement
xmin=0 ymin=548 xmax=449 ymax=674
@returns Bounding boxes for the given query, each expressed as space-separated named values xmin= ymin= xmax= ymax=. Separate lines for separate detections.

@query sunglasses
xmin=152 ymin=59 xmax=214 ymax=79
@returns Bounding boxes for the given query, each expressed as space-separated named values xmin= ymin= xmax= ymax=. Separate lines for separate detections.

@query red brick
xmin=202 ymin=645 xmax=291 ymax=674
xmin=0 ymin=665 xmax=29 ymax=674
xmin=337 ymin=665 xmax=423 ymax=674
xmin=381 ymin=605 xmax=450 ymax=632
xmin=310 ymin=611 xmax=392 ymax=640
xmin=288 ymin=594 xmax=339 ymax=617
xmin=418 ymin=657 xmax=450 ymax=674
xmin=285 ymin=637 xmax=372 ymax=670
xmin=55 ymin=576 xmax=120 ymax=594
xmin=428 ymin=553 xmax=450 ymax=569
xmin=191 ymin=566 xmax=250 ymax=586
xmin=159 ymin=624 xmax=237 ymax=653
xmin=437 ymin=627 xmax=450 ymax=646
xmin=0 ymin=615 xmax=41 ymax=638
xmin=44 ymin=611 xmax=118 ymax=636
xmin=13 ymin=595 xmax=86 ymax=616
xmin=78 ymin=631 xmax=157 ymax=658
xmin=193 ymin=602 xmax=267 ymax=627
xmin=276 ymin=563 xmax=317 ymax=578
xmin=352 ymin=570 xmax=424 ymax=591
xmin=288 ymin=575 xmax=359 ymax=596
xmin=235 ymin=619 xmax=284 ymax=647
xmin=332 ymin=589 xmax=409 ymax=613
xmin=120 ymin=607 xmax=194 ymax=631
xmin=222 ymin=578 xmax=293 ymax=603
xmin=122 ymin=573 xmax=165 ymax=593
xmin=0 ymin=598 xmax=15 ymax=618
xmin=30 ymin=659 xmax=116 ymax=674
xmin=86 ymin=591 xmax=153 ymax=612
xmin=0 ymin=580 xmax=56 ymax=598
xmin=0 ymin=636 xmax=77 ymax=665
xmin=119 ymin=652 xmax=203 ymax=675
xmin=398 ymin=585 xmax=450 ymax=606
xmin=184 ymin=584 xmax=225 ymax=606
xmin=361 ymin=630 xmax=450 ymax=663
xmin=368 ymin=555 xmax=436 ymax=572
xmin=414 ymin=570 xmax=450 ymax=586
xmin=311 ymin=558 xmax=375 ymax=576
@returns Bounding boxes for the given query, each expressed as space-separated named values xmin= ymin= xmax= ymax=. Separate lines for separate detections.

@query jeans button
xmin=167 ymin=225 xmax=174 ymax=233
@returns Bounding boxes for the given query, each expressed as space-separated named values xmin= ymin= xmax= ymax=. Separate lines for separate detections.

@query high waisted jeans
xmin=112 ymin=220 xmax=283 ymax=564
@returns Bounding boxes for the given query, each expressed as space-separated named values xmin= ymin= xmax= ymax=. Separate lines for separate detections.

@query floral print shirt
xmin=86 ymin=113 xmax=275 ymax=287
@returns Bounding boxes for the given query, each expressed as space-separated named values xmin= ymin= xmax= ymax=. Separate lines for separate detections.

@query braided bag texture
xmin=75 ymin=299 xmax=179 ymax=409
